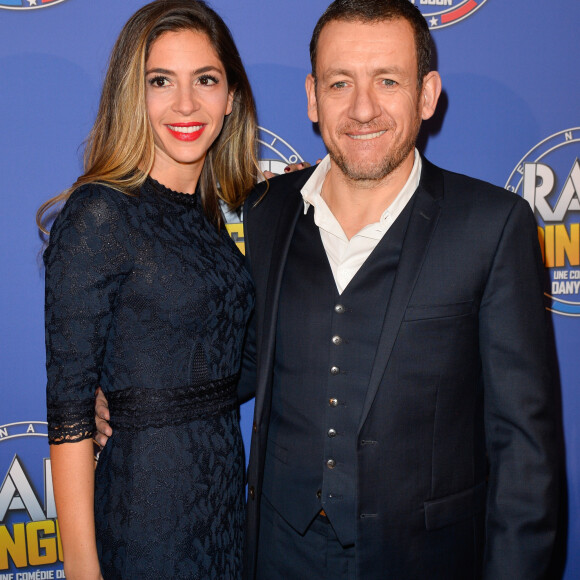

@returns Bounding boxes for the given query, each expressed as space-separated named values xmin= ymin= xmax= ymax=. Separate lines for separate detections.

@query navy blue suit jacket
xmin=239 ymin=158 xmax=559 ymax=579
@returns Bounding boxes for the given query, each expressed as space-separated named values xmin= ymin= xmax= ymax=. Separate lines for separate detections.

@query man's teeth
xmin=349 ymin=130 xmax=386 ymax=140
xmin=168 ymin=125 xmax=203 ymax=133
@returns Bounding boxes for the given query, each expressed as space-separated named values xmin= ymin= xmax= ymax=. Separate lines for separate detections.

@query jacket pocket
xmin=404 ymin=300 xmax=475 ymax=322
xmin=424 ymin=481 xmax=486 ymax=531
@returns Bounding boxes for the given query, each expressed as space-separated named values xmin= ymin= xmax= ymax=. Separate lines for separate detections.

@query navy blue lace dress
xmin=45 ymin=178 xmax=254 ymax=579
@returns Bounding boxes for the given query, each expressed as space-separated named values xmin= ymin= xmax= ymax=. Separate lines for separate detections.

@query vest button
xmin=329 ymin=398 xmax=338 ymax=407
xmin=252 ymin=421 xmax=257 ymax=433
xmin=249 ymin=486 xmax=255 ymax=499
xmin=316 ymin=489 xmax=322 ymax=499
xmin=334 ymin=304 xmax=345 ymax=314
xmin=328 ymin=428 xmax=337 ymax=438
xmin=330 ymin=366 xmax=340 ymax=375
xmin=326 ymin=458 xmax=336 ymax=469
xmin=331 ymin=335 xmax=343 ymax=346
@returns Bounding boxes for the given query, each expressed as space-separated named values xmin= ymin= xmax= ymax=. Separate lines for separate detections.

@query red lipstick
xmin=166 ymin=122 xmax=206 ymax=142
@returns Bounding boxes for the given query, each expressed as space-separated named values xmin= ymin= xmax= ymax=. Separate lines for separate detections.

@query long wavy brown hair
xmin=37 ymin=0 xmax=260 ymax=233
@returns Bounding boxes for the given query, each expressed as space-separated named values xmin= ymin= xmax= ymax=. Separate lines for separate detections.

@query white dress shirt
xmin=301 ymin=149 xmax=422 ymax=294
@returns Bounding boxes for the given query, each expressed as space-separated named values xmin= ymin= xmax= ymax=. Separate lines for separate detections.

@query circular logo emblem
xmin=258 ymin=126 xmax=305 ymax=175
xmin=411 ymin=0 xmax=489 ymax=30
xmin=506 ymin=128 xmax=580 ymax=317
xmin=223 ymin=127 xmax=305 ymax=253
xmin=0 ymin=0 xmax=68 ymax=9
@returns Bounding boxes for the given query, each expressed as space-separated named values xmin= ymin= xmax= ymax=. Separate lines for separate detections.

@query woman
xmin=37 ymin=1 xmax=259 ymax=578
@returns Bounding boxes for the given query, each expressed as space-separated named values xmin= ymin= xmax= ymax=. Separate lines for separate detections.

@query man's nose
xmin=349 ymin=84 xmax=382 ymax=124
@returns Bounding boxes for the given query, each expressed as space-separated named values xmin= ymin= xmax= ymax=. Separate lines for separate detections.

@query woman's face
xmin=145 ymin=29 xmax=234 ymax=192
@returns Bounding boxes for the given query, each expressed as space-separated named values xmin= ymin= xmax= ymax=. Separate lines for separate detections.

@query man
xmin=97 ymin=1 xmax=559 ymax=577
xmin=238 ymin=0 xmax=559 ymax=578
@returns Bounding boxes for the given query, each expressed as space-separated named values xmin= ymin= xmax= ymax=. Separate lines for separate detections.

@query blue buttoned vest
xmin=261 ymin=200 xmax=413 ymax=546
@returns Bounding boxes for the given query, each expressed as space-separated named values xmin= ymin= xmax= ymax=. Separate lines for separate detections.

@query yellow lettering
xmin=0 ymin=524 xmax=27 ymax=569
xmin=55 ymin=520 xmax=63 ymax=562
xmin=537 ymin=227 xmax=546 ymax=264
xmin=225 ymin=223 xmax=245 ymax=255
xmin=26 ymin=521 xmax=57 ymax=566
xmin=544 ymin=225 xmax=556 ymax=267
xmin=554 ymin=224 xmax=580 ymax=267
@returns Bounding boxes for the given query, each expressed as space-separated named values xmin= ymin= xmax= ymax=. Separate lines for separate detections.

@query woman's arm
xmin=44 ymin=185 xmax=133 ymax=578
xmin=51 ymin=440 xmax=103 ymax=580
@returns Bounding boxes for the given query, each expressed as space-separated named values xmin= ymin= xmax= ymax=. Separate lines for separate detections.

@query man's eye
xmin=382 ymin=79 xmax=396 ymax=87
xmin=199 ymin=75 xmax=219 ymax=86
xmin=148 ymin=76 xmax=169 ymax=87
xmin=331 ymin=81 xmax=348 ymax=89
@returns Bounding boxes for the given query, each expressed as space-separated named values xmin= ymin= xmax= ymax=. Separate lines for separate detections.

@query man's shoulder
xmin=246 ymin=165 xmax=317 ymax=212
xmin=423 ymin=157 xmax=525 ymax=212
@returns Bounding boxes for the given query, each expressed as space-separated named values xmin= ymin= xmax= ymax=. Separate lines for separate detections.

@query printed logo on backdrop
xmin=409 ymin=0 xmax=489 ymax=29
xmin=0 ymin=0 xmax=68 ymax=9
xmin=0 ymin=421 xmax=64 ymax=576
xmin=506 ymin=128 xmax=580 ymax=317
xmin=224 ymin=126 xmax=305 ymax=255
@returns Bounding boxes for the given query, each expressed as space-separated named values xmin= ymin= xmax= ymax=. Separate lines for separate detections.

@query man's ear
xmin=420 ymin=71 xmax=442 ymax=121
xmin=305 ymin=74 xmax=319 ymax=123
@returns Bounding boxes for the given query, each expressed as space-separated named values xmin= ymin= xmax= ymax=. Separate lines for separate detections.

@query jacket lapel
xmin=358 ymin=159 xmax=444 ymax=430
xmin=249 ymin=170 xmax=315 ymax=416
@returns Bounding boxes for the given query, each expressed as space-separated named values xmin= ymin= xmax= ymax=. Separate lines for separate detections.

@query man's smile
xmin=348 ymin=130 xmax=386 ymax=141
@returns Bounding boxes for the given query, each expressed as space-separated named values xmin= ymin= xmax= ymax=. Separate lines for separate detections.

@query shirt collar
xmin=301 ymin=149 xmax=422 ymax=225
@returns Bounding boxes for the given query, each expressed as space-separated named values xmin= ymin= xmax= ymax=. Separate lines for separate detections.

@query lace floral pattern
xmin=44 ymin=179 xmax=253 ymax=578
xmin=106 ymin=374 xmax=239 ymax=430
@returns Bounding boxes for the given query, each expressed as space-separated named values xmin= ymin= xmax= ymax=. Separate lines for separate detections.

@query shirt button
xmin=329 ymin=398 xmax=338 ymax=407
xmin=328 ymin=428 xmax=337 ymax=438
xmin=331 ymin=335 xmax=343 ymax=346
xmin=334 ymin=304 xmax=345 ymax=314
xmin=326 ymin=458 xmax=336 ymax=469
xmin=330 ymin=366 xmax=340 ymax=375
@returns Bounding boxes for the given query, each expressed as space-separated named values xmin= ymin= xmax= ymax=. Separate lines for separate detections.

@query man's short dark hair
xmin=310 ymin=0 xmax=432 ymax=87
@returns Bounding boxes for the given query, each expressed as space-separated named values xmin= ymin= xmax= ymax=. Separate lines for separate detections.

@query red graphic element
xmin=441 ymin=0 xmax=478 ymax=24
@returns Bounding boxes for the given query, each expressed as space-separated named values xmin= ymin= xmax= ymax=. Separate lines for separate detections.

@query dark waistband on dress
xmin=106 ymin=374 xmax=239 ymax=430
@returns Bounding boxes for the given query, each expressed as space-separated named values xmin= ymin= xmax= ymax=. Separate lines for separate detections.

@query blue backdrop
xmin=1 ymin=0 xmax=578 ymax=576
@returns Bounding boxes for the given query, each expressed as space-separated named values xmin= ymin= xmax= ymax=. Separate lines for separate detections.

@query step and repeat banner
xmin=1 ymin=0 xmax=578 ymax=577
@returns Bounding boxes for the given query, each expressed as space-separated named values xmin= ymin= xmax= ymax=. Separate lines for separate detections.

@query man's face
xmin=306 ymin=18 xmax=439 ymax=184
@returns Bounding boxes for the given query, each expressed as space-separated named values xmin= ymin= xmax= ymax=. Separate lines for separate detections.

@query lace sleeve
xmin=44 ymin=184 xmax=134 ymax=444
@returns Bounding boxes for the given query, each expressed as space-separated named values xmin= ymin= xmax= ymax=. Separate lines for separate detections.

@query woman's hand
xmin=263 ymin=160 xmax=321 ymax=180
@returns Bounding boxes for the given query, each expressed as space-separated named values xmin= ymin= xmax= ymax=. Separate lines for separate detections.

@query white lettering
xmin=523 ymin=160 xmax=580 ymax=222
xmin=26 ymin=424 xmax=35 ymax=434
xmin=570 ymin=270 xmax=580 ymax=279
xmin=553 ymin=270 xmax=568 ymax=279
xmin=0 ymin=428 xmax=7 ymax=439
xmin=0 ymin=456 xmax=45 ymax=522
xmin=421 ymin=0 xmax=452 ymax=5
xmin=43 ymin=459 xmax=56 ymax=520
xmin=552 ymin=281 xmax=580 ymax=295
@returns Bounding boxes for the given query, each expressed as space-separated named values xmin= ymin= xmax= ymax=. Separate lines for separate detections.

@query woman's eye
xmin=149 ymin=76 xmax=169 ymax=88
xmin=199 ymin=75 xmax=219 ymax=86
